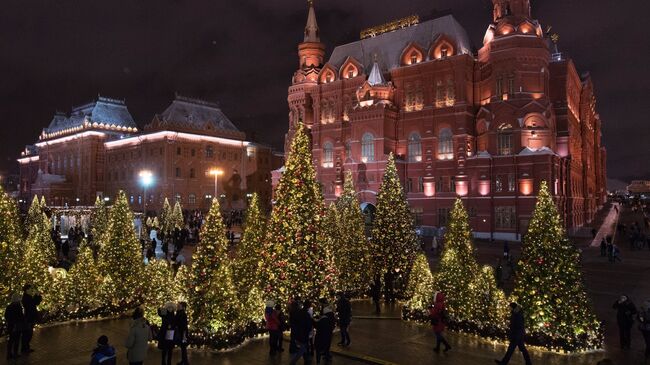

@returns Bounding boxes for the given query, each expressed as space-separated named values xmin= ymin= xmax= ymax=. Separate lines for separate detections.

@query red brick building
xmin=19 ymin=95 xmax=277 ymax=211
xmin=281 ymin=0 xmax=607 ymax=240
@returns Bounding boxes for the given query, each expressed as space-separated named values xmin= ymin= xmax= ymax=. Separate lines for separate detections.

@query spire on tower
xmin=304 ymin=0 xmax=320 ymax=42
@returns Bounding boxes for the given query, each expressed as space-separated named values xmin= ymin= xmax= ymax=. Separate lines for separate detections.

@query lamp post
xmin=139 ymin=170 xmax=154 ymax=216
xmin=209 ymin=169 xmax=224 ymax=200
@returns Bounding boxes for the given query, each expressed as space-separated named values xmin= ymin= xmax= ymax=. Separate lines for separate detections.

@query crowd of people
xmin=4 ymin=285 xmax=42 ymax=360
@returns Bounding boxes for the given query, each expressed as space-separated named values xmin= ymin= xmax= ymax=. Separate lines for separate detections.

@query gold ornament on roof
xmin=360 ymin=15 xmax=419 ymax=39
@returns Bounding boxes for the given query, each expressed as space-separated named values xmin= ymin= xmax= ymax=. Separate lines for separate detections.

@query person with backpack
xmin=428 ymin=292 xmax=451 ymax=353
xmin=90 ymin=335 xmax=117 ymax=365
xmin=125 ymin=307 xmax=150 ymax=365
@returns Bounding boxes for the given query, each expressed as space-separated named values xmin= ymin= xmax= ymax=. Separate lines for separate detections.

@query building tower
xmin=492 ymin=0 xmax=531 ymax=21
xmin=285 ymin=0 xmax=326 ymax=153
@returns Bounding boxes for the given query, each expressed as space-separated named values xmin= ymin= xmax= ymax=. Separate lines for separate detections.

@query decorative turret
xmin=295 ymin=0 xmax=325 ymax=81
xmin=356 ymin=58 xmax=395 ymax=108
xmin=492 ymin=0 xmax=531 ymax=21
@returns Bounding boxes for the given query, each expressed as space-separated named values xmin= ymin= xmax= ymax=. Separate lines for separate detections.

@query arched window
xmin=410 ymin=51 xmax=419 ymax=65
xmin=438 ymin=128 xmax=453 ymax=159
xmin=497 ymin=126 xmax=514 ymax=155
xmin=408 ymin=132 xmax=422 ymax=162
xmin=322 ymin=142 xmax=334 ymax=168
xmin=361 ymin=133 xmax=375 ymax=162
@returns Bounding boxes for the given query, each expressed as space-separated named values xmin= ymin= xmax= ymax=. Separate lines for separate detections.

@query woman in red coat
xmin=428 ymin=292 xmax=451 ymax=353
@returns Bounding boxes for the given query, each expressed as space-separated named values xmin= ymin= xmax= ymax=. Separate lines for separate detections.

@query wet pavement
xmin=2 ymin=204 xmax=649 ymax=365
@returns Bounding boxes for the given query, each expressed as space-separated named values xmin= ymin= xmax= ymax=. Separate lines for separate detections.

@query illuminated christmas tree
xmin=189 ymin=198 xmax=241 ymax=333
xmin=91 ymin=196 xmax=109 ymax=246
xmin=436 ymin=198 xmax=507 ymax=331
xmin=513 ymin=181 xmax=602 ymax=351
xmin=142 ymin=259 xmax=178 ymax=326
xmin=98 ymin=191 xmax=144 ymax=305
xmin=233 ymin=193 xmax=265 ymax=323
xmin=370 ymin=153 xmax=419 ymax=298
xmin=172 ymin=201 xmax=184 ymax=230
xmin=262 ymin=123 xmax=337 ymax=303
xmin=65 ymin=242 xmax=101 ymax=314
xmin=159 ymin=198 xmax=173 ymax=236
xmin=21 ymin=197 xmax=55 ymax=299
xmin=404 ymin=253 xmax=436 ymax=312
xmin=335 ymin=172 xmax=372 ymax=296
xmin=26 ymin=195 xmax=43 ymax=229
xmin=0 ymin=186 xmax=23 ymax=309
xmin=322 ymin=203 xmax=340 ymax=258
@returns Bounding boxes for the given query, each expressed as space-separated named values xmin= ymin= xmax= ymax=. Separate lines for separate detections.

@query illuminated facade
xmin=19 ymin=95 xmax=276 ymax=211
xmin=282 ymin=0 xmax=607 ymax=239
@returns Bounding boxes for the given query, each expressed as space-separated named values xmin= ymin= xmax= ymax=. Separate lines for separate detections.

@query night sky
xmin=1 ymin=0 xmax=648 ymax=181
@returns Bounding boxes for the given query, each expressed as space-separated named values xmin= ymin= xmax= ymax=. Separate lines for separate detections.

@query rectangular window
xmin=437 ymin=208 xmax=450 ymax=227
xmin=176 ymin=147 xmax=181 ymax=155
xmin=495 ymin=175 xmax=503 ymax=192
xmin=190 ymin=168 xmax=195 ymax=178
xmin=495 ymin=206 xmax=516 ymax=229
xmin=406 ymin=178 xmax=413 ymax=193
xmin=418 ymin=177 xmax=424 ymax=193
xmin=497 ymin=133 xmax=513 ymax=155
xmin=508 ymin=77 xmax=515 ymax=96
xmin=175 ymin=167 xmax=181 ymax=178
xmin=507 ymin=174 xmax=516 ymax=192
xmin=496 ymin=77 xmax=503 ymax=99
xmin=191 ymin=149 xmax=196 ymax=157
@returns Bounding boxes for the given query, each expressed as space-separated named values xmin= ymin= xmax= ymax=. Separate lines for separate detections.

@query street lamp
xmin=139 ymin=170 xmax=154 ymax=215
xmin=209 ymin=169 xmax=224 ymax=200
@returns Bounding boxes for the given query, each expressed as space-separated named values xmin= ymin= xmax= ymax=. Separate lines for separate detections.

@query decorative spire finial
xmin=304 ymin=0 xmax=320 ymax=42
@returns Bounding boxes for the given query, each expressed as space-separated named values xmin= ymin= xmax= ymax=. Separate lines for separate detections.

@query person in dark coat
xmin=90 ymin=335 xmax=117 ymax=365
xmin=600 ymin=238 xmax=607 ymax=257
xmin=289 ymin=302 xmax=313 ymax=365
xmin=495 ymin=302 xmax=532 ymax=365
xmin=637 ymin=300 xmax=650 ymax=359
xmin=62 ymin=239 xmax=70 ymax=258
xmin=314 ymin=307 xmax=335 ymax=364
xmin=429 ymin=292 xmax=451 ymax=353
xmin=174 ymin=302 xmax=189 ymax=365
xmin=288 ymin=297 xmax=302 ymax=354
xmin=613 ymin=295 xmax=637 ymax=349
xmin=21 ymin=284 xmax=42 ymax=354
xmin=275 ymin=303 xmax=286 ymax=352
xmin=265 ymin=300 xmax=281 ymax=355
xmin=371 ymin=277 xmax=381 ymax=314
xmin=157 ymin=303 xmax=176 ymax=365
xmin=336 ymin=293 xmax=352 ymax=347
xmin=5 ymin=293 xmax=25 ymax=359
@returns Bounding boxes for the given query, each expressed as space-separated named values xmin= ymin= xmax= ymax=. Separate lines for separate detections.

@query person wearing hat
xmin=265 ymin=299 xmax=281 ymax=355
xmin=495 ymin=302 xmax=532 ymax=365
xmin=90 ymin=335 xmax=117 ymax=365
xmin=125 ymin=307 xmax=150 ymax=365
xmin=158 ymin=302 xmax=177 ymax=365
xmin=314 ymin=306 xmax=335 ymax=364
xmin=5 ymin=293 xmax=25 ymax=360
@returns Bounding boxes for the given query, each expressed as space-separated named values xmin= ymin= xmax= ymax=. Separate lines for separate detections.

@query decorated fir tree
xmin=172 ymin=201 xmax=184 ymax=230
xmin=335 ymin=171 xmax=373 ymax=296
xmin=233 ymin=193 xmax=266 ymax=323
xmin=91 ymin=196 xmax=109 ymax=246
xmin=189 ymin=198 xmax=241 ymax=333
xmin=142 ymin=259 xmax=178 ymax=326
xmin=370 ymin=153 xmax=419 ymax=298
xmin=65 ymin=242 xmax=102 ymax=314
xmin=322 ymin=203 xmax=340 ymax=259
xmin=436 ymin=198 xmax=507 ymax=330
xmin=98 ymin=191 xmax=144 ymax=305
xmin=21 ymin=197 xmax=56 ymax=300
xmin=513 ymin=181 xmax=602 ymax=351
xmin=159 ymin=198 xmax=173 ymax=236
xmin=404 ymin=253 xmax=436 ymax=312
xmin=0 ymin=186 xmax=24 ymax=308
xmin=262 ymin=123 xmax=337 ymax=303
xmin=26 ymin=195 xmax=43 ymax=230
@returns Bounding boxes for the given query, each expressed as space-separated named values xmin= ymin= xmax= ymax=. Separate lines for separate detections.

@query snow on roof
xmin=518 ymin=146 xmax=556 ymax=156
xmin=45 ymin=96 xmax=136 ymax=134
xmin=158 ymin=95 xmax=240 ymax=133
xmin=328 ymin=14 xmax=472 ymax=73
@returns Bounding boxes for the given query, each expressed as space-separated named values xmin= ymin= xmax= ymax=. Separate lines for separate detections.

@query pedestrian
xmin=503 ymin=241 xmax=510 ymax=260
xmin=495 ymin=302 xmax=532 ymax=365
xmin=90 ymin=335 xmax=117 ymax=365
xmin=158 ymin=302 xmax=176 ymax=365
xmin=371 ymin=277 xmax=381 ymax=314
xmin=175 ymin=302 xmax=189 ymax=365
xmin=21 ymin=284 xmax=42 ymax=354
xmin=125 ymin=307 xmax=150 ymax=365
xmin=637 ymin=299 xmax=650 ymax=359
xmin=62 ymin=239 xmax=70 ymax=258
xmin=336 ymin=292 xmax=352 ymax=347
xmin=495 ymin=259 xmax=503 ymax=287
xmin=432 ymin=235 xmax=438 ymax=255
xmin=5 ymin=293 xmax=25 ymax=360
xmin=613 ymin=295 xmax=637 ymax=349
xmin=289 ymin=297 xmax=302 ymax=354
xmin=600 ymin=238 xmax=607 ymax=257
xmin=289 ymin=300 xmax=313 ymax=365
xmin=304 ymin=300 xmax=315 ymax=356
xmin=265 ymin=300 xmax=281 ymax=355
xmin=275 ymin=303 xmax=286 ymax=352
xmin=314 ymin=307 xmax=335 ymax=364
xmin=607 ymin=240 xmax=614 ymax=263
xmin=429 ymin=292 xmax=451 ymax=353
xmin=613 ymin=244 xmax=622 ymax=262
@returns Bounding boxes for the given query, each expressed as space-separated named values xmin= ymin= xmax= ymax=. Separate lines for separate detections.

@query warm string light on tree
xmin=262 ymin=122 xmax=337 ymax=304
xmin=91 ymin=196 xmax=109 ymax=246
xmin=233 ymin=193 xmax=266 ymax=325
xmin=334 ymin=171 xmax=373 ymax=296
xmin=172 ymin=201 xmax=184 ymax=230
xmin=370 ymin=153 xmax=419 ymax=298
xmin=403 ymin=253 xmax=436 ymax=312
xmin=64 ymin=241 xmax=102 ymax=314
xmin=98 ymin=191 xmax=144 ymax=306
xmin=159 ymin=198 xmax=173 ymax=236
xmin=142 ymin=259 xmax=178 ymax=326
xmin=513 ymin=181 xmax=603 ymax=352
xmin=0 ymin=185 xmax=23 ymax=319
xmin=22 ymin=196 xmax=56 ymax=309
